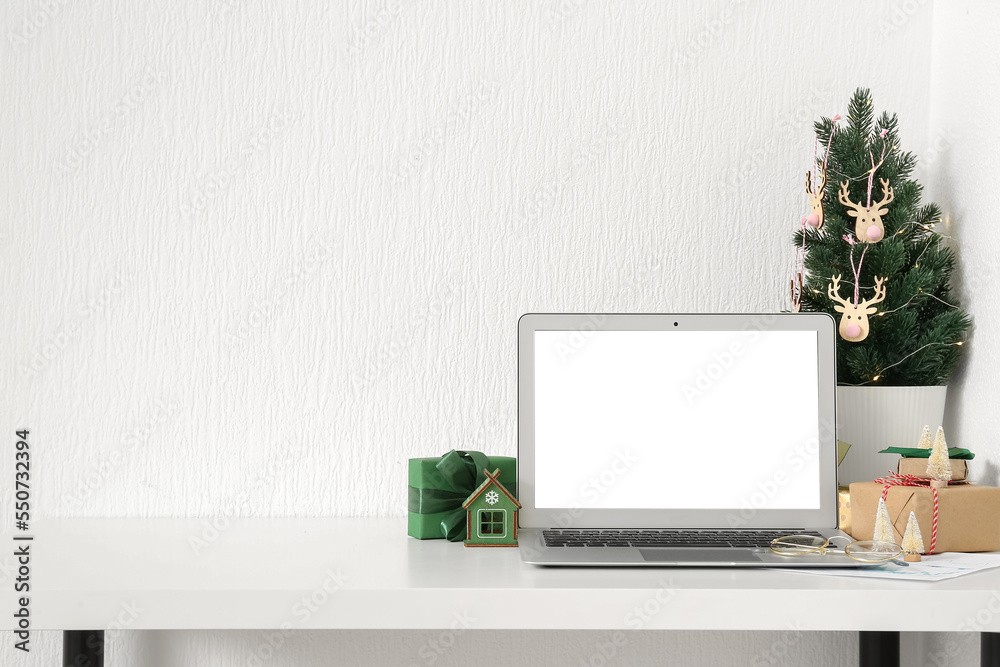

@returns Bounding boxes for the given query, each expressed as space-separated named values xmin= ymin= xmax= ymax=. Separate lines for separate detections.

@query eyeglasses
xmin=769 ymin=534 xmax=902 ymax=563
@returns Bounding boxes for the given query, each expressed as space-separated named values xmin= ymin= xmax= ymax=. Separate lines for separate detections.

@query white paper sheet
xmin=781 ymin=552 xmax=1000 ymax=582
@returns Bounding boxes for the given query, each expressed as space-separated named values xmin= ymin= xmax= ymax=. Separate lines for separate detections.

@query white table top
xmin=4 ymin=518 xmax=998 ymax=632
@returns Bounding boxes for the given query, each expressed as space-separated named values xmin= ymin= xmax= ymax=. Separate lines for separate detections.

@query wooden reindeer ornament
xmin=789 ymin=272 xmax=803 ymax=313
xmin=828 ymin=275 xmax=887 ymax=342
xmin=838 ymin=179 xmax=894 ymax=243
xmin=790 ymin=219 xmax=807 ymax=312
xmin=805 ymin=114 xmax=840 ymax=231
xmin=805 ymin=168 xmax=827 ymax=229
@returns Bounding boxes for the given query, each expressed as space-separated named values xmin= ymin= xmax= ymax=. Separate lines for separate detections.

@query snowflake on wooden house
xmin=463 ymin=468 xmax=521 ymax=547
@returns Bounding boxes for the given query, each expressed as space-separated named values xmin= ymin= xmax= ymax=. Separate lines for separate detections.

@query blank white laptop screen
xmin=533 ymin=330 xmax=820 ymax=510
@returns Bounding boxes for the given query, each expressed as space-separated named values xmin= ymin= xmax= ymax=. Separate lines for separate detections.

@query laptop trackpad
xmin=639 ymin=548 xmax=762 ymax=564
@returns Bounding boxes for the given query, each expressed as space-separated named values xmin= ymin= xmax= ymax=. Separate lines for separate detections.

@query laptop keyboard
xmin=542 ymin=529 xmax=823 ymax=548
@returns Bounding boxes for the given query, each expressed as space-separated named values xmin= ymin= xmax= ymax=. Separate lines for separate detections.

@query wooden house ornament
xmin=463 ymin=468 xmax=521 ymax=547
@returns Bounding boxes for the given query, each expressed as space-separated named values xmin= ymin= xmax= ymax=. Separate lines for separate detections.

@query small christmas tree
xmin=872 ymin=496 xmax=897 ymax=548
xmin=933 ymin=425 xmax=947 ymax=451
xmin=901 ymin=511 xmax=924 ymax=562
xmin=926 ymin=426 xmax=952 ymax=486
xmin=793 ymin=89 xmax=971 ymax=385
xmin=916 ymin=425 xmax=933 ymax=449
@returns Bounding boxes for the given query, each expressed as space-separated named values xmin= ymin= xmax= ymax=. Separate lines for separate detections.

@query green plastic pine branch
xmin=795 ymin=88 xmax=971 ymax=386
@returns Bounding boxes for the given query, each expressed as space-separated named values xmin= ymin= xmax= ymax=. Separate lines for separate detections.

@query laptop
xmin=517 ymin=313 xmax=863 ymax=567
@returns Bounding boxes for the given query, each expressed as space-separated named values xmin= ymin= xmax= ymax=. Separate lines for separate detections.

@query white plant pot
xmin=836 ymin=385 xmax=948 ymax=485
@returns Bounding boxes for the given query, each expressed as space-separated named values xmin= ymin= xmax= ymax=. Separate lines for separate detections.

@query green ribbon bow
xmin=407 ymin=450 xmax=491 ymax=541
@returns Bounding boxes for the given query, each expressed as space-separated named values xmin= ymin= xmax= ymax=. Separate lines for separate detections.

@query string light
xmin=828 ymin=169 xmax=872 ymax=183
xmin=895 ymin=220 xmax=953 ymax=240
xmin=823 ymin=276 xmax=881 ymax=290
xmin=800 ymin=108 xmax=964 ymax=390
xmin=848 ymin=341 xmax=967 ymax=386
xmin=873 ymin=288 xmax=960 ymax=317
xmin=923 ymin=292 xmax=960 ymax=309
xmin=841 ymin=341 xmax=967 ymax=387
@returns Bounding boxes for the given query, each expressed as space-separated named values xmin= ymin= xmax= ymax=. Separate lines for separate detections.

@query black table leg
xmin=859 ymin=631 xmax=899 ymax=667
xmin=983 ymin=632 xmax=1000 ymax=667
xmin=63 ymin=630 xmax=104 ymax=667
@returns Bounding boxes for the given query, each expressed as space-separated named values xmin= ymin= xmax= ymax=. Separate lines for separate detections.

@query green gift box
xmin=408 ymin=450 xmax=517 ymax=541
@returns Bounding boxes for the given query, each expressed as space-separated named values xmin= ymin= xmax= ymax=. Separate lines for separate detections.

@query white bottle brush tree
xmin=917 ymin=425 xmax=933 ymax=449
xmin=872 ymin=496 xmax=897 ymax=548
xmin=901 ymin=511 xmax=924 ymax=561
xmin=926 ymin=426 xmax=953 ymax=484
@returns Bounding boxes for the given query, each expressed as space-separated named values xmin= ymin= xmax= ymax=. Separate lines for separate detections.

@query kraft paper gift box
xmin=897 ymin=457 xmax=968 ymax=481
xmin=408 ymin=451 xmax=516 ymax=540
xmin=849 ymin=482 xmax=1000 ymax=553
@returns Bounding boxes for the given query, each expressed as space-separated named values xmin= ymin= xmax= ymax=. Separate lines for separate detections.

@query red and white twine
xmin=873 ymin=472 xmax=967 ymax=555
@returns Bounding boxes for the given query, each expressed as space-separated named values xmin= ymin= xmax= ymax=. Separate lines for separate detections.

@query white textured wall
xmin=1 ymin=0 xmax=986 ymax=665
xmin=919 ymin=1 xmax=1000 ymax=665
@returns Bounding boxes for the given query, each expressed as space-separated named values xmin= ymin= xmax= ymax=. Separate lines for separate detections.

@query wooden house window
xmin=478 ymin=509 xmax=506 ymax=538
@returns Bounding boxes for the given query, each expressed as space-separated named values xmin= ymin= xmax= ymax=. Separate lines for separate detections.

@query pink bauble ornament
xmin=806 ymin=213 xmax=820 ymax=227
xmin=867 ymin=225 xmax=883 ymax=242
xmin=846 ymin=323 xmax=862 ymax=338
